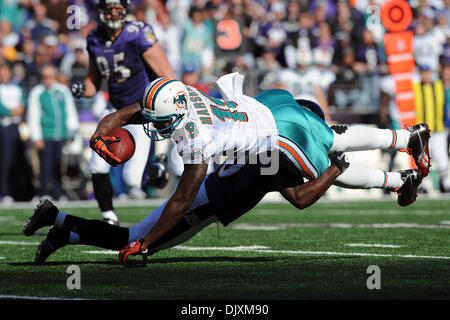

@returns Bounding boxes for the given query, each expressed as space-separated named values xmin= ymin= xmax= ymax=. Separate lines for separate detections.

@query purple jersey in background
xmin=87 ymin=21 xmax=157 ymax=109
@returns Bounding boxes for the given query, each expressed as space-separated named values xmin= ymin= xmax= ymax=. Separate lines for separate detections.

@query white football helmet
xmin=141 ymin=78 xmax=191 ymax=141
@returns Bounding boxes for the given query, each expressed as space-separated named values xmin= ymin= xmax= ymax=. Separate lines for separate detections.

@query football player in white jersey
xmin=85 ymin=73 xmax=430 ymax=256
xmin=25 ymin=73 xmax=431 ymax=264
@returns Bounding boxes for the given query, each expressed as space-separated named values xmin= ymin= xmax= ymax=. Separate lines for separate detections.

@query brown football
xmin=108 ymin=128 xmax=136 ymax=163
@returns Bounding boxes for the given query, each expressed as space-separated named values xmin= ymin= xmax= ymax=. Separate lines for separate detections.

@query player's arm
xmin=142 ymin=43 xmax=176 ymax=79
xmin=90 ymin=103 xmax=141 ymax=139
xmin=280 ymin=166 xmax=341 ymax=210
xmin=89 ymin=103 xmax=142 ymax=166
xmin=280 ymin=152 xmax=349 ymax=210
xmin=140 ymin=162 xmax=209 ymax=251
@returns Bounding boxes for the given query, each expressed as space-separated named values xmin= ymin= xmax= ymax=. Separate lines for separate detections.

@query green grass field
xmin=1 ymin=198 xmax=450 ymax=300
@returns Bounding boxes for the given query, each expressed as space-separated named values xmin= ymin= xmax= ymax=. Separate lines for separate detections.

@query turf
xmin=1 ymin=198 xmax=450 ymax=300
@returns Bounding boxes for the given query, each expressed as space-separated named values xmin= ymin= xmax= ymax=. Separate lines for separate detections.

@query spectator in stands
xmin=413 ymin=64 xmax=450 ymax=193
xmin=0 ymin=0 xmax=27 ymax=32
xmin=15 ymin=37 xmax=40 ymax=94
xmin=329 ymin=0 xmax=364 ymax=45
xmin=256 ymin=1 xmax=287 ymax=65
xmin=256 ymin=46 xmax=282 ymax=91
xmin=59 ymin=37 xmax=90 ymax=109
xmin=59 ymin=38 xmax=89 ymax=85
xmin=181 ymin=62 xmax=211 ymax=94
xmin=315 ymin=22 xmax=336 ymax=52
xmin=40 ymin=34 xmax=64 ymax=67
xmin=432 ymin=11 xmax=448 ymax=46
xmin=283 ymin=0 xmax=301 ymax=37
xmin=312 ymin=46 xmax=335 ymax=97
xmin=27 ymin=65 xmax=79 ymax=201
xmin=355 ymin=28 xmax=380 ymax=111
xmin=284 ymin=11 xmax=315 ymax=69
xmin=0 ymin=63 xmax=26 ymax=204
xmin=309 ymin=0 xmax=337 ymax=19
xmin=153 ymin=11 xmax=181 ymax=78
xmin=328 ymin=46 xmax=361 ymax=111
xmin=413 ymin=19 xmax=443 ymax=76
xmin=24 ymin=2 xmax=57 ymax=43
xmin=0 ymin=20 xmax=20 ymax=48
xmin=179 ymin=6 xmax=214 ymax=76
xmin=41 ymin=0 xmax=71 ymax=34
xmin=268 ymin=46 xmax=329 ymax=118
xmin=212 ymin=0 xmax=253 ymax=78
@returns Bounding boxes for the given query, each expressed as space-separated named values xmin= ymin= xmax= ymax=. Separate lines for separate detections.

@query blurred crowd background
xmin=0 ymin=0 xmax=449 ymax=203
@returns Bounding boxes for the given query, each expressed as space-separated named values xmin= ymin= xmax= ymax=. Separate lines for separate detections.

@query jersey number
xmin=210 ymin=105 xmax=248 ymax=122
xmin=197 ymin=90 xmax=248 ymax=123
xmin=96 ymin=52 xmax=131 ymax=83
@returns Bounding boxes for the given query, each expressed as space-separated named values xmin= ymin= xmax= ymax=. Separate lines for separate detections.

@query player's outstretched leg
xmin=34 ymin=226 xmax=69 ymax=265
xmin=406 ymin=124 xmax=431 ymax=177
xmin=23 ymin=199 xmax=58 ymax=236
xmin=26 ymin=199 xmax=130 ymax=264
xmin=330 ymin=124 xmax=431 ymax=176
xmin=334 ymin=164 xmax=423 ymax=206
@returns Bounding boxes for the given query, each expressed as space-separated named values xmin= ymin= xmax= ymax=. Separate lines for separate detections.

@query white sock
xmin=102 ymin=210 xmax=118 ymax=222
xmin=334 ymin=163 xmax=404 ymax=190
xmin=330 ymin=125 xmax=410 ymax=152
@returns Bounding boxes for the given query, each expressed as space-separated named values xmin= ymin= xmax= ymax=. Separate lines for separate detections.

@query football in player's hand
xmin=108 ymin=128 xmax=135 ymax=163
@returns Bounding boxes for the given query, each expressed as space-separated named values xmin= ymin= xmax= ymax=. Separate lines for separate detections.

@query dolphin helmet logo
xmin=173 ymin=91 xmax=188 ymax=109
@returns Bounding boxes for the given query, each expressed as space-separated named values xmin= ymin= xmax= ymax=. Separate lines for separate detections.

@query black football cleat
xmin=23 ymin=199 xmax=58 ymax=236
xmin=35 ymin=227 xmax=69 ymax=265
xmin=396 ymin=169 xmax=423 ymax=207
xmin=406 ymin=124 xmax=431 ymax=177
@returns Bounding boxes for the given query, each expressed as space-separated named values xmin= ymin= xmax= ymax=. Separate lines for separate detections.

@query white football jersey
xmin=171 ymin=73 xmax=278 ymax=165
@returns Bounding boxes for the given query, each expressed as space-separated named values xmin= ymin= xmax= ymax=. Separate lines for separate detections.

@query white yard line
xmin=0 ymin=241 xmax=40 ymax=245
xmin=83 ymin=245 xmax=450 ymax=260
xmin=0 ymin=294 xmax=94 ymax=300
xmin=83 ymin=246 xmax=270 ymax=255
xmin=84 ymin=250 xmax=118 ymax=255
xmin=232 ymin=222 xmax=450 ymax=230
xmin=255 ymin=209 xmax=450 ymax=216
xmin=344 ymin=243 xmax=403 ymax=248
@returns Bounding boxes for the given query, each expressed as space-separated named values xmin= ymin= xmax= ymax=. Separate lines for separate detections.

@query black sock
xmin=64 ymin=215 xmax=129 ymax=250
xmin=92 ymin=173 xmax=114 ymax=212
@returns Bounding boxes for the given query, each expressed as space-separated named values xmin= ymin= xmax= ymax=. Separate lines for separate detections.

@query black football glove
xmin=71 ymin=82 xmax=86 ymax=98
xmin=329 ymin=151 xmax=350 ymax=173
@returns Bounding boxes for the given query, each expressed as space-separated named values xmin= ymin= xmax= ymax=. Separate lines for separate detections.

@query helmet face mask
xmin=141 ymin=78 xmax=190 ymax=141
xmin=142 ymin=111 xmax=185 ymax=141
xmin=97 ymin=0 xmax=130 ymax=31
